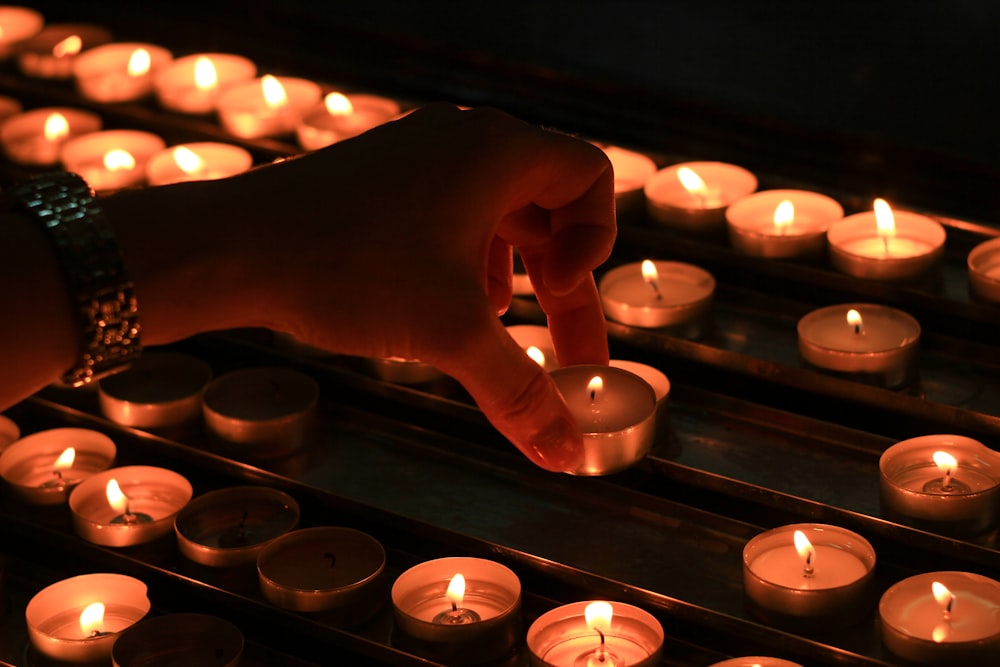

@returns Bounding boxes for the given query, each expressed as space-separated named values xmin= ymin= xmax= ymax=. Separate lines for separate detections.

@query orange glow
xmin=324 ymin=92 xmax=354 ymax=116
xmin=261 ymin=75 xmax=287 ymax=109
xmin=43 ymin=112 xmax=69 ymax=142
xmin=53 ymin=34 xmax=82 ymax=58
xmin=446 ymin=574 xmax=466 ymax=608
xmin=106 ymin=478 xmax=128 ymax=513
xmin=874 ymin=198 xmax=895 ymax=238
xmin=79 ymin=602 xmax=105 ymax=637
xmin=103 ymin=149 xmax=136 ymax=172
xmin=677 ymin=166 xmax=708 ymax=197
xmin=127 ymin=48 xmax=151 ymax=77
xmin=172 ymin=146 xmax=203 ymax=175
xmin=193 ymin=56 xmax=217 ymax=90
xmin=773 ymin=199 xmax=795 ymax=231
xmin=526 ymin=346 xmax=546 ymax=368
xmin=54 ymin=447 xmax=75 ymax=471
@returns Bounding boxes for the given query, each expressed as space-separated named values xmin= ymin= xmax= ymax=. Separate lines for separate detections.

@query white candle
xmin=0 ymin=107 xmax=102 ymax=166
xmin=0 ymin=428 xmax=116 ymax=505
xmin=73 ymin=42 xmax=173 ymax=102
xmin=60 ymin=129 xmax=166 ymax=193
xmin=645 ymin=161 xmax=757 ymax=232
xmin=154 ymin=52 xmax=257 ymax=114
xmin=527 ymin=600 xmax=663 ymax=667
xmin=297 ymin=91 xmax=401 ymax=150
xmin=598 ymin=144 xmax=657 ymax=220
xmin=726 ymin=189 xmax=844 ymax=258
xmin=599 ymin=260 xmax=715 ymax=331
xmin=217 ymin=75 xmax=322 ymax=139
xmin=0 ymin=6 xmax=43 ymax=59
xmin=146 ymin=142 xmax=253 ymax=185
xmin=17 ymin=23 xmax=112 ymax=79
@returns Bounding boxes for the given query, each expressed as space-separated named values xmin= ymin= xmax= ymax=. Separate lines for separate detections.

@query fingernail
xmin=529 ymin=417 xmax=584 ymax=473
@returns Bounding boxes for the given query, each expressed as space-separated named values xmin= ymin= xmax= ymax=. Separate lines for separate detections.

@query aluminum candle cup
xmin=709 ymin=659 xmax=804 ymax=667
xmin=526 ymin=600 xmax=664 ymax=667
xmin=392 ymin=557 xmax=522 ymax=666
xmin=175 ymin=486 xmax=300 ymax=568
xmin=112 ymin=613 xmax=244 ymax=667
xmin=551 ymin=365 xmax=657 ymax=475
xmin=0 ymin=414 xmax=20 ymax=451
xmin=258 ymin=526 xmax=386 ymax=624
xmin=202 ymin=366 xmax=319 ymax=459
xmin=879 ymin=435 xmax=1000 ymax=537
xmin=967 ymin=237 xmax=1000 ymax=302
xmin=217 ymin=75 xmax=322 ymax=138
xmin=297 ymin=92 xmax=401 ymax=150
xmin=0 ymin=6 xmax=42 ymax=59
xmin=645 ymin=161 xmax=757 ymax=233
xmin=60 ymin=129 xmax=166 ymax=193
xmin=600 ymin=144 xmax=657 ymax=221
xmin=797 ymin=303 xmax=921 ymax=389
xmin=0 ymin=428 xmax=116 ymax=505
xmin=154 ymin=52 xmax=257 ymax=114
xmin=725 ymin=189 xmax=844 ymax=258
xmin=370 ymin=356 xmax=444 ymax=384
xmin=69 ymin=466 xmax=192 ymax=547
xmin=827 ymin=209 xmax=946 ymax=281
xmin=73 ymin=42 xmax=172 ymax=102
xmin=17 ymin=24 xmax=112 ymax=79
xmin=599 ymin=260 xmax=715 ymax=337
xmin=98 ymin=351 xmax=212 ymax=429
xmin=26 ymin=573 xmax=150 ymax=664
xmin=609 ymin=359 xmax=671 ymax=439
xmin=146 ymin=142 xmax=253 ymax=185
xmin=742 ymin=523 xmax=876 ymax=630
xmin=506 ymin=324 xmax=559 ymax=371
xmin=879 ymin=571 xmax=1000 ymax=666
xmin=0 ymin=106 xmax=102 ymax=167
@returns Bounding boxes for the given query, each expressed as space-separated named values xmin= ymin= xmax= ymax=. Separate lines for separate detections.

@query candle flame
xmin=793 ymin=530 xmax=815 ymax=569
xmin=446 ymin=573 xmax=466 ymax=608
xmin=193 ymin=56 xmax=218 ymax=90
xmin=585 ymin=601 xmax=613 ymax=633
xmin=587 ymin=376 xmax=603 ymax=401
xmin=127 ymin=48 xmax=151 ymax=77
xmin=53 ymin=34 xmax=82 ymax=58
xmin=641 ymin=259 xmax=659 ymax=285
xmin=103 ymin=149 xmax=136 ymax=172
xmin=261 ymin=75 xmax=287 ymax=109
xmin=874 ymin=198 xmax=896 ymax=238
xmin=106 ymin=478 xmax=128 ymax=514
xmin=846 ymin=309 xmax=863 ymax=333
xmin=677 ymin=166 xmax=708 ymax=196
xmin=932 ymin=451 xmax=957 ymax=476
xmin=932 ymin=581 xmax=955 ymax=615
xmin=43 ymin=112 xmax=69 ymax=142
xmin=79 ymin=602 xmax=105 ymax=637
xmin=324 ymin=92 xmax=354 ymax=116
xmin=54 ymin=447 xmax=76 ymax=471
xmin=773 ymin=199 xmax=795 ymax=230
xmin=526 ymin=346 xmax=546 ymax=368
xmin=172 ymin=145 xmax=204 ymax=175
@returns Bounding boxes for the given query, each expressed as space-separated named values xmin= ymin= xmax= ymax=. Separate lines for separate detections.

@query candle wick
xmin=941 ymin=470 xmax=953 ymax=491
xmin=803 ymin=550 xmax=814 ymax=578
xmin=647 ymin=280 xmax=663 ymax=300
xmin=590 ymin=390 xmax=596 ymax=401
xmin=52 ymin=469 xmax=63 ymax=481
xmin=595 ymin=627 xmax=605 ymax=647
xmin=883 ymin=236 xmax=890 ymax=257
xmin=451 ymin=600 xmax=458 ymax=613
xmin=854 ymin=324 xmax=861 ymax=334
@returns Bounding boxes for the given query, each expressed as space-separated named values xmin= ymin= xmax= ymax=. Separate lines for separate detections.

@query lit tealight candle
xmin=599 ymin=260 xmax=715 ymax=336
xmin=797 ymin=303 xmax=921 ymax=389
xmin=550 ymin=365 xmax=656 ymax=475
xmin=526 ymin=600 xmax=663 ymax=667
xmin=879 ymin=434 xmax=1000 ymax=537
xmin=60 ymin=128 xmax=166 ymax=193
xmin=17 ymin=23 xmax=111 ymax=79
xmin=742 ymin=523 xmax=875 ymax=630
xmin=645 ymin=161 xmax=757 ymax=232
xmin=26 ymin=573 xmax=150 ymax=664
xmin=297 ymin=91 xmax=401 ymax=150
xmin=597 ymin=144 xmax=657 ymax=221
xmin=154 ymin=52 xmax=257 ymax=114
xmin=217 ymin=74 xmax=322 ymax=139
xmin=880 ymin=571 xmax=1000 ymax=665
xmin=73 ymin=42 xmax=173 ymax=102
xmin=0 ymin=428 xmax=116 ymax=505
xmin=146 ymin=142 xmax=253 ymax=185
xmin=827 ymin=198 xmax=946 ymax=281
xmin=0 ymin=6 xmax=42 ymax=59
xmin=0 ymin=107 xmax=102 ymax=167
xmin=506 ymin=324 xmax=558 ymax=371
xmin=966 ymin=236 xmax=1000 ymax=303
xmin=726 ymin=189 xmax=844 ymax=258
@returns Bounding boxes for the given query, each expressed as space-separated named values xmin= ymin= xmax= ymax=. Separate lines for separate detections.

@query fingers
xmin=487 ymin=236 xmax=513 ymax=316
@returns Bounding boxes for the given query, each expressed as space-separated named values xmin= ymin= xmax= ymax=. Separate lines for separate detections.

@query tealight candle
xmin=98 ymin=351 xmax=213 ymax=429
xmin=598 ymin=144 xmax=657 ymax=221
xmin=370 ymin=356 xmax=444 ymax=384
xmin=0 ymin=428 xmax=115 ymax=505
xmin=60 ymin=129 xmax=166 ymax=193
xmin=550 ymin=365 xmax=657 ymax=475
xmin=797 ymin=303 xmax=921 ymax=389
xmin=145 ymin=142 xmax=253 ymax=185
xmin=609 ymin=359 xmax=671 ymax=439
xmin=506 ymin=324 xmax=559 ymax=371
xmin=726 ymin=189 xmax=844 ymax=258
xmin=645 ymin=161 xmax=757 ymax=232
xmin=742 ymin=523 xmax=875 ymax=630
xmin=217 ymin=74 xmax=322 ymax=139
xmin=154 ymin=52 xmax=256 ymax=114
xmin=0 ymin=6 xmax=42 ymax=59
xmin=827 ymin=199 xmax=946 ymax=281
xmin=202 ymin=366 xmax=319 ymax=459
xmin=392 ymin=556 xmax=522 ymax=666
xmin=879 ymin=571 xmax=1000 ymax=665
xmin=0 ymin=414 xmax=19 ymax=451
xmin=111 ymin=613 xmax=243 ymax=667
xmin=69 ymin=465 xmax=192 ymax=547
xmin=527 ymin=600 xmax=664 ymax=667
xmin=879 ymin=434 xmax=1000 ymax=537
xmin=297 ymin=91 xmax=401 ymax=150
xmin=26 ymin=573 xmax=150 ymax=664
xmin=709 ymin=658 xmax=804 ymax=667
xmin=72 ymin=42 xmax=172 ymax=103
xmin=966 ymin=237 xmax=1000 ymax=303
xmin=0 ymin=107 xmax=102 ymax=167
xmin=258 ymin=526 xmax=386 ymax=624
xmin=175 ymin=486 xmax=300 ymax=568
xmin=599 ymin=260 xmax=715 ymax=337
xmin=17 ymin=24 xmax=111 ymax=79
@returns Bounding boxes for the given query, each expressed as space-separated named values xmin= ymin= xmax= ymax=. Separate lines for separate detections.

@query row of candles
xmin=0 ymin=415 xmax=997 ymax=666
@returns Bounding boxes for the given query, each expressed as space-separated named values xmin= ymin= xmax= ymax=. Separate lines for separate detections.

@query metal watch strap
xmin=7 ymin=172 xmax=141 ymax=387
